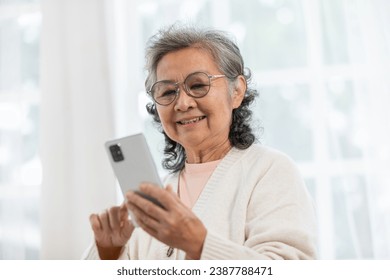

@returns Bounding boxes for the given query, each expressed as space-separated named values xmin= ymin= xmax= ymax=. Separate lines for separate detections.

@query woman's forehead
xmin=156 ymin=47 xmax=219 ymax=80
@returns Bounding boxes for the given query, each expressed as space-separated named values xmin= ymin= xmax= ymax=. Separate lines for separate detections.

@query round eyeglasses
xmin=148 ymin=71 xmax=226 ymax=106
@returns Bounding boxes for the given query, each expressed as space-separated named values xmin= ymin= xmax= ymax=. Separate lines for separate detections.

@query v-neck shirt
xmin=179 ymin=159 xmax=221 ymax=208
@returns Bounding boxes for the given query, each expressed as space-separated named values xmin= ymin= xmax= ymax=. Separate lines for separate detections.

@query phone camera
xmin=109 ymin=144 xmax=124 ymax=162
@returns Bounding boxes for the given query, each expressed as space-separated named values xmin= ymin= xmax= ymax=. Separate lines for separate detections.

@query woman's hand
xmin=126 ymin=183 xmax=207 ymax=260
xmin=89 ymin=203 xmax=134 ymax=259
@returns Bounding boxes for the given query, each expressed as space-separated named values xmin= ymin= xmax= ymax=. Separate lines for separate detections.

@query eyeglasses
xmin=148 ymin=71 xmax=226 ymax=106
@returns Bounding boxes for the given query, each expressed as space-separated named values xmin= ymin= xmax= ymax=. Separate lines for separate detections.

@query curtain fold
xmin=354 ymin=0 xmax=390 ymax=259
xmin=39 ymin=0 xmax=116 ymax=259
xmin=324 ymin=0 xmax=390 ymax=259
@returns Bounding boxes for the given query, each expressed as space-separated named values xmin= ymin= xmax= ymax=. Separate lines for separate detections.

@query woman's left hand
xmin=125 ymin=182 xmax=207 ymax=259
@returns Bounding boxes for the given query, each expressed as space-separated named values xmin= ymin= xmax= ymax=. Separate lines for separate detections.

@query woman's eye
xmin=161 ymin=90 xmax=177 ymax=97
xmin=190 ymin=83 xmax=207 ymax=90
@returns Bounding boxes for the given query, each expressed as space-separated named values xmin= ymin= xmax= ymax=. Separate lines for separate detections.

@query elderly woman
xmin=84 ymin=24 xmax=317 ymax=260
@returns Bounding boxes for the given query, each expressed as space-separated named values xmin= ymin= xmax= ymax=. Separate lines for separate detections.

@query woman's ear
xmin=232 ymin=75 xmax=247 ymax=109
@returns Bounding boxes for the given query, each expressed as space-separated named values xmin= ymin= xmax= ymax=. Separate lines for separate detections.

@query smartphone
xmin=105 ymin=133 xmax=164 ymax=208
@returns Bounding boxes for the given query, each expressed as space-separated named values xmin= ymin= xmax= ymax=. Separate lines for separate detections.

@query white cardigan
xmin=84 ymin=144 xmax=317 ymax=260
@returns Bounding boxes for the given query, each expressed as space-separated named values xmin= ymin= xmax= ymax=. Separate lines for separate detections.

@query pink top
xmin=178 ymin=159 xmax=221 ymax=208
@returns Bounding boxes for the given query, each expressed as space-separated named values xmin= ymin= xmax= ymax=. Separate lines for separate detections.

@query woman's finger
xmin=107 ymin=206 xmax=121 ymax=230
xmin=99 ymin=209 xmax=112 ymax=232
xmin=137 ymin=183 xmax=179 ymax=210
xmin=119 ymin=203 xmax=129 ymax=227
xmin=126 ymin=190 xmax=167 ymax=219
xmin=127 ymin=200 xmax=160 ymax=229
xmin=165 ymin=184 xmax=175 ymax=195
xmin=89 ymin=213 xmax=102 ymax=233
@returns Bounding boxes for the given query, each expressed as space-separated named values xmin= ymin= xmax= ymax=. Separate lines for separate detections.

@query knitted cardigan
xmin=84 ymin=144 xmax=317 ymax=259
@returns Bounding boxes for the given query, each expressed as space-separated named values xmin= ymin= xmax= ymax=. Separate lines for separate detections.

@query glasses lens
xmin=185 ymin=72 xmax=210 ymax=97
xmin=152 ymin=81 xmax=178 ymax=105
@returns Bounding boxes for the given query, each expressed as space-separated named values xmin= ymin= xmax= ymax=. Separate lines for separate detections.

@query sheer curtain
xmin=39 ymin=0 xmax=116 ymax=259
xmin=310 ymin=0 xmax=390 ymax=259
xmin=0 ymin=0 xmax=41 ymax=259
xmin=343 ymin=0 xmax=390 ymax=258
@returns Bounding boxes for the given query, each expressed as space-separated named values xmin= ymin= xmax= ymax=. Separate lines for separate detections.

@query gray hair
xmin=144 ymin=24 xmax=258 ymax=173
xmin=145 ymin=24 xmax=245 ymax=90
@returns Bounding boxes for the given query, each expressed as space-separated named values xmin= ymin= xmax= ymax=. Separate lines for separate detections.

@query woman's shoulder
xmin=242 ymin=143 xmax=295 ymax=162
xmin=236 ymin=144 xmax=301 ymax=173
xmin=241 ymin=144 xmax=306 ymax=193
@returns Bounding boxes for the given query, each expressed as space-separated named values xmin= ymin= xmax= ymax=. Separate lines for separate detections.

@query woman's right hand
xmin=89 ymin=203 xmax=134 ymax=259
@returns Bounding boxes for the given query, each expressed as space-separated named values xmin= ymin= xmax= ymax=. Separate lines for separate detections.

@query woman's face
xmin=155 ymin=47 xmax=244 ymax=151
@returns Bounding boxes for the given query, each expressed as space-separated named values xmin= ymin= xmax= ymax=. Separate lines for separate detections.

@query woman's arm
xmin=201 ymin=154 xmax=317 ymax=260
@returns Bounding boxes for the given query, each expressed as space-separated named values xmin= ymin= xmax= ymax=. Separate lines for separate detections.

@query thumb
xmin=166 ymin=184 xmax=175 ymax=193
xmin=165 ymin=184 xmax=180 ymax=201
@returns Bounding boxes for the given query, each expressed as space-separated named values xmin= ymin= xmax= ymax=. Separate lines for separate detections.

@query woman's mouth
xmin=177 ymin=116 xmax=206 ymax=125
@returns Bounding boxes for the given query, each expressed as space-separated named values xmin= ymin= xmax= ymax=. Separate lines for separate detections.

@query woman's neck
xmin=184 ymin=138 xmax=232 ymax=164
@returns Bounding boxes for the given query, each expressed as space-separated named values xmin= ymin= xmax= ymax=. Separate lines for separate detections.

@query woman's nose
xmin=173 ymin=87 xmax=196 ymax=111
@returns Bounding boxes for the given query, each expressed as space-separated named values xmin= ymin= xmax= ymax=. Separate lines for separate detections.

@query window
xmin=0 ymin=0 xmax=41 ymax=259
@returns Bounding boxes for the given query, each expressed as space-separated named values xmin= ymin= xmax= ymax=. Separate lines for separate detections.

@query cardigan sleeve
xmin=200 ymin=152 xmax=317 ymax=260
xmin=82 ymin=241 xmax=131 ymax=260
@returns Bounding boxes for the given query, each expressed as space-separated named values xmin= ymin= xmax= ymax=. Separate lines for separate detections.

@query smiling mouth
xmin=177 ymin=116 xmax=206 ymax=125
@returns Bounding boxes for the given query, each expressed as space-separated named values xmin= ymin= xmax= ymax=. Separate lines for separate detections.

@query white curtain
xmin=40 ymin=0 xmax=116 ymax=259
xmin=347 ymin=0 xmax=390 ymax=258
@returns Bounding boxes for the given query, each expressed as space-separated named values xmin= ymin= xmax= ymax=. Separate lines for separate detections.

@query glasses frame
xmin=148 ymin=71 xmax=226 ymax=106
